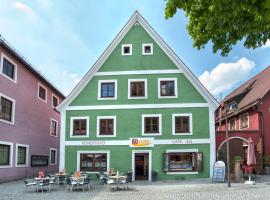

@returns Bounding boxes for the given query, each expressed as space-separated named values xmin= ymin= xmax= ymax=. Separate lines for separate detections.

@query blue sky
xmin=0 ymin=0 xmax=269 ymax=98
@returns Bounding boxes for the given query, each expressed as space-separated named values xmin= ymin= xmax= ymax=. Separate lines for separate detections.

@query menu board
xmin=212 ymin=161 xmax=225 ymax=182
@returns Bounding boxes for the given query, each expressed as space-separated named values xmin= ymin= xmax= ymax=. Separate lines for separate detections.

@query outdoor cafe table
xmin=109 ymin=175 xmax=127 ymax=191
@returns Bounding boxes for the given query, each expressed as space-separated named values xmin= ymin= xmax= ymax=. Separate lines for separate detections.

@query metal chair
xmin=24 ymin=179 xmax=37 ymax=192
xmin=38 ymin=178 xmax=50 ymax=194
xmin=65 ymin=178 xmax=77 ymax=192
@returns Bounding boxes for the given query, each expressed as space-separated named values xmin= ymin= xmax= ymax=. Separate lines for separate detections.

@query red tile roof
xmin=223 ymin=66 xmax=270 ymax=110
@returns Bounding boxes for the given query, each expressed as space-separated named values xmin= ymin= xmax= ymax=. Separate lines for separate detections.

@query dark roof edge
xmin=0 ymin=35 xmax=65 ymax=98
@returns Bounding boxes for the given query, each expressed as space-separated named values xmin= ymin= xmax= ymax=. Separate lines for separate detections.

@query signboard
xmin=129 ymin=137 xmax=154 ymax=147
xmin=212 ymin=161 xmax=226 ymax=182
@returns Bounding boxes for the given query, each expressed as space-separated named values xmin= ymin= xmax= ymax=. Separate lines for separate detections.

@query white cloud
xmin=199 ymin=57 xmax=256 ymax=96
xmin=262 ymin=40 xmax=270 ymax=48
xmin=13 ymin=1 xmax=35 ymax=16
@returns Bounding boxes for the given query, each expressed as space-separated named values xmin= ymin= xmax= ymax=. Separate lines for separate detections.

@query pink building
xmin=0 ymin=36 xmax=65 ymax=182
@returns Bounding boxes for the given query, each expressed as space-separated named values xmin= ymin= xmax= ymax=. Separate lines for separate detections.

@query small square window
xmin=121 ymin=44 xmax=132 ymax=55
xmin=1 ymin=54 xmax=17 ymax=83
xmin=0 ymin=96 xmax=13 ymax=122
xmin=98 ymin=80 xmax=117 ymax=100
xmin=38 ymin=84 xmax=47 ymax=102
xmin=73 ymin=119 xmax=87 ymax=136
xmin=142 ymin=43 xmax=153 ymax=55
xmin=158 ymin=78 xmax=178 ymax=98
xmin=142 ymin=114 xmax=162 ymax=136
xmin=128 ymin=79 xmax=147 ymax=99
xmin=172 ymin=114 xmax=192 ymax=135
xmin=97 ymin=116 xmax=116 ymax=137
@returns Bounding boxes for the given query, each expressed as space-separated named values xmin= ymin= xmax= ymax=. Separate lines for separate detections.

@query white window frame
xmin=166 ymin=149 xmax=199 ymax=175
xmin=15 ymin=143 xmax=29 ymax=167
xmin=51 ymin=94 xmax=59 ymax=108
xmin=121 ymin=44 xmax=132 ymax=56
xmin=50 ymin=118 xmax=58 ymax=137
xmin=228 ymin=118 xmax=237 ymax=131
xmin=172 ymin=113 xmax=193 ymax=135
xmin=98 ymin=80 xmax=118 ymax=100
xmin=142 ymin=43 xmax=153 ymax=55
xmin=142 ymin=114 xmax=162 ymax=136
xmin=70 ymin=116 xmax=89 ymax=138
xmin=0 ymin=92 xmax=16 ymax=125
xmin=158 ymin=78 xmax=178 ymax=99
xmin=0 ymin=141 xmax=13 ymax=168
xmin=77 ymin=150 xmax=110 ymax=173
xmin=239 ymin=112 xmax=249 ymax=130
xmin=128 ymin=79 xmax=147 ymax=99
xmin=132 ymin=150 xmax=152 ymax=181
xmin=37 ymin=83 xmax=47 ymax=103
xmin=97 ymin=116 xmax=116 ymax=138
xmin=49 ymin=148 xmax=57 ymax=165
xmin=0 ymin=53 xmax=17 ymax=83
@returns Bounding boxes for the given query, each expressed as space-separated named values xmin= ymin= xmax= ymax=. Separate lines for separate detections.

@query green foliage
xmin=165 ymin=0 xmax=270 ymax=56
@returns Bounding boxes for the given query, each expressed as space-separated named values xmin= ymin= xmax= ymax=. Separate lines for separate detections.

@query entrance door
xmin=135 ymin=153 xmax=149 ymax=180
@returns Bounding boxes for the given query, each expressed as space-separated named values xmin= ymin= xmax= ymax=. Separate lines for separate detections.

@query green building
xmin=58 ymin=11 xmax=218 ymax=181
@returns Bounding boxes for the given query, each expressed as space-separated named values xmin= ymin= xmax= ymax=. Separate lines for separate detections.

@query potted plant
xmin=152 ymin=170 xmax=158 ymax=181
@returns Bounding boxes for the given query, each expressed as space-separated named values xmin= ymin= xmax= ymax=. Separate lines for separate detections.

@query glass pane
xmin=3 ymin=58 xmax=15 ymax=79
xmin=0 ymin=97 xmax=13 ymax=121
xmin=169 ymin=153 xmax=194 ymax=171
xmin=0 ymin=145 xmax=10 ymax=165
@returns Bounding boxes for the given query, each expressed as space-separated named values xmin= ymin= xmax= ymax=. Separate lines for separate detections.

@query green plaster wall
xmin=65 ymin=144 xmax=210 ymax=180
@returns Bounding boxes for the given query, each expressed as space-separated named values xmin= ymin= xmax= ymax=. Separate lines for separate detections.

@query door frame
xmin=132 ymin=150 xmax=152 ymax=181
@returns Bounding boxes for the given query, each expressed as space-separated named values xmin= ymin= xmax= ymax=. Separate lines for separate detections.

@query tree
xmin=165 ymin=0 xmax=270 ymax=56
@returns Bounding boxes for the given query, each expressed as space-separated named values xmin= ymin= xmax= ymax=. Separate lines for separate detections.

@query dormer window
xmin=121 ymin=44 xmax=132 ymax=55
xmin=142 ymin=43 xmax=153 ymax=55
xmin=228 ymin=101 xmax=237 ymax=111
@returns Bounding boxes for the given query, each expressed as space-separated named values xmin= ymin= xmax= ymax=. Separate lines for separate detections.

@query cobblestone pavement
xmin=0 ymin=178 xmax=270 ymax=200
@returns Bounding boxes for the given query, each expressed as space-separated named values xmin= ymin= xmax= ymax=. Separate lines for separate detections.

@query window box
xmin=142 ymin=43 xmax=153 ymax=55
xmin=0 ymin=53 xmax=17 ymax=83
xmin=0 ymin=141 xmax=13 ymax=168
xmin=121 ymin=44 xmax=132 ymax=56
xmin=70 ymin=116 xmax=89 ymax=138
xmin=142 ymin=114 xmax=162 ymax=136
xmin=0 ymin=93 xmax=15 ymax=125
xmin=98 ymin=80 xmax=117 ymax=100
xmin=50 ymin=148 xmax=57 ymax=165
xmin=172 ymin=114 xmax=192 ymax=135
xmin=97 ymin=116 xmax=116 ymax=137
xmin=15 ymin=143 xmax=29 ymax=167
xmin=38 ymin=83 xmax=47 ymax=103
xmin=158 ymin=78 xmax=178 ymax=98
xmin=128 ymin=79 xmax=147 ymax=99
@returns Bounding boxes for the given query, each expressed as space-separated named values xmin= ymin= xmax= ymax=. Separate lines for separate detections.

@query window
xmin=70 ymin=117 xmax=89 ymax=138
xmin=228 ymin=101 xmax=238 ymax=111
xmin=16 ymin=144 xmax=29 ymax=167
xmin=240 ymin=113 xmax=249 ymax=129
xmin=50 ymin=119 xmax=58 ymax=137
xmin=52 ymin=95 xmax=59 ymax=107
xmin=31 ymin=155 xmax=48 ymax=166
xmin=128 ymin=79 xmax=147 ymax=99
xmin=0 ymin=94 xmax=15 ymax=124
xmin=121 ymin=44 xmax=132 ymax=55
xmin=98 ymin=80 xmax=117 ymax=100
xmin=142 ymin=43 xmax=153 ymax=55
xmin=158 ymin=78 xmax=178 ymax=98
xmin=97 ymin=116 xmax=116 ymax=137
xmin=38 ymin=83 xmax=47 ymax=102
xmin=79 ymin=152 xmax=108 ymax=172
xmin=0 ymin=54 xmax=17 ymax=82
xmin=0 ymin=141 xmax=13 ymax=168
xmin=163 ymin=150 xmax=203 ymax=173
xmin=50 ymin=148 xmax=57 ymax=165
xmin=229 ymin=118 xmax=236 ymax=131
xmin=172 ymin=114 xmax=192 ymax=135
xmin=142 ymin=114 xmax=162 ymax=136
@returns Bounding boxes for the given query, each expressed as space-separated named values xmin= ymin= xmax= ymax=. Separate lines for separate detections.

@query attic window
xmin=228 ymin=101 xmax=237 ymax=111
xmin=142 ymin=43 xmax=153 ymax=55
xmin=121 ymin=44 xmax=132 ymax=55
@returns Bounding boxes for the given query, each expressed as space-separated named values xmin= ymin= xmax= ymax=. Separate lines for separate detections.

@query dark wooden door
xmin=135 ymin=153 xmax=149 ymax=180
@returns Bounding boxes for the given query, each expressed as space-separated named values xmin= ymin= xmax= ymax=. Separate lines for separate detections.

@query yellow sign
xmin=130 ymin=138 xmax=154 ymax=147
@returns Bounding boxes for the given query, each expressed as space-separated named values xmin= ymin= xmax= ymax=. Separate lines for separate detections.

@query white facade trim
xmin=37 ymin=82 xmax=47 ymax=103
xmin=0 ymin=92 xmax=16 ymax=125
xmin=0 ymin=52 xmax=17 ymax=83
xmin=95 ymin=70 xmax=181 ymax=76
xmin=0 ymin=141 xmax=13 ymax=168
xmin=132 ymin=150 xmax=152 ymax=181
xmin=121 ymin=44 xmax=132 ymax=56
xmin=172 ymin=113 xmax=193 ymax=135
xmin=158 ymin=78 xmax=178 ymax=99
xmin=142 ymin=43 xmax=153 ymax=55
xmin=49 ymin=148 xmax=57 ymax=165
xmin=76 ymin=150 xmax=110 ymax=173
xmin=142 ymin=114 xmax=162 ymax=136
xmin=209 ymin=106 xmax=216 ymax=177
xmin=96 ymin=116 xmax=116 ymax=138
xmin=59 ymin=110 xmax=66 ymax=171
xmin=66 ymin=103 xmax=209 ymax=111
xmin=166 ymin=149 xmax=199 ymax=153
xmin=98 ymin=79 xmax=118 ymax=100
xmin=70 ymin=116 xmax=89 ymax=138
xmin=15 ymin=143 xmax=29 ymax=167
xmin=57 ymin=11 xmax=218 ymax=112
xmin=64 ymin=138 xmax=211 ymax=146
xmin=128 ymin=78 xmax=148 ymax=99
xmin=50 ymin=118 xmax=58 ymax=137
